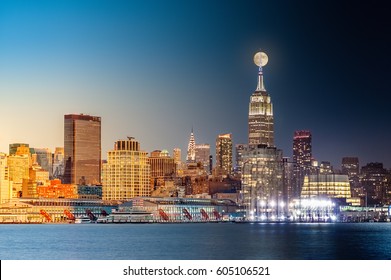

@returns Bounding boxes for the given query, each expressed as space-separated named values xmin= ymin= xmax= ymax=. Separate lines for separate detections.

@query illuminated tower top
xmin=186 ymin=128 xmax=196 ymax=164
xmin=248 ymin=51 xmax=274 ymax=147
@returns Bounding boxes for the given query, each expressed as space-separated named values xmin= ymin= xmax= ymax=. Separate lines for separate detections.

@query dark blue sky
xmin=0 ymin=0 xmax=390 ymax=169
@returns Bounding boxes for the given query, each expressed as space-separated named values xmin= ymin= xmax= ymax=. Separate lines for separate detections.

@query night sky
xmin=0 ymin=0 xmax=390 ymax=169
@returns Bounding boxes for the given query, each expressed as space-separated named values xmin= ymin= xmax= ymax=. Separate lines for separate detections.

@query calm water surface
xmin=1 ymin=223 xmax=391 ymax=260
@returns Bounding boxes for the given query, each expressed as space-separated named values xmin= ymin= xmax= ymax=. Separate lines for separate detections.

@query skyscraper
xmin=186 ymin=129 xmax=196 ymax=164
xmin=149 ymin=150 xmax=176 ymax=189
xmin=102 ymin=137 xmax=150 ymax=200
xmin=241 ymin=145 xmax=284 ymax=219
xmin=216 ymin=133 xmax=233 ymax=175
xmin=341 ymin=157 xmax=361 ymax=198
xmin=63 ymin=114 xmax=101 ymax=185
xmin=35 ymin=148 xmax=53 ymax=177
xmin=234 ymin=144 xmax=246 ymax=173
xmin=7 ymin=152 xmax=29 ymax=198
xmin=292 ymin=130 xmax=312 ymax=198
xmin=173 ymin=148 xmax=181 ymax=165
xmin=248 ymin=61 xmax=274 ymax=147
xmin=293 ymin=130 xmax=312 ymax=168
xmin=195 ymin=143 xmax=210 ymax=173
xmin=52 ymin=147 xmax=65 ymax=179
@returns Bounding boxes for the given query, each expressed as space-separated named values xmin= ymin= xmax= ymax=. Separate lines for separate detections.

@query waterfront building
xmin=63 ymin=114 xmax=101 ymax=185
xmin=52 ymin=147 xmax=65 ymax=179
xmin=248 ymin=60 xmax=274 ymax=148
xmin=118 ymin=196 xmax=238 ymax=222
xmin=35 ymin=148 xmax=53 ymax=177
xmin=186 ymin=129 xmax=196 ymax=164
xmin=216 ymin=133 xmax=233 ymax=175
xmin=148 ymin=150 xmax=176 ymax=190
xmin=0 ymin=198 xmax=117 ymax=223
xmin=0 ymin=153 xmax=12 ymax=204
xmin=241 ymin=144 xmax=284 ymax=220
xmin=102 ymin=137 xmax=151 ymax=200
xmin=195 ymin=143 xmax=211 ymax=173
xmin=300 ymin=174 xmax=351 ymax=199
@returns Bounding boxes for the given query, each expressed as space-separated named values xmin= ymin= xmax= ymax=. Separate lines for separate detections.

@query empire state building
xmin=248 ymin=55 xmax=274 ymax=147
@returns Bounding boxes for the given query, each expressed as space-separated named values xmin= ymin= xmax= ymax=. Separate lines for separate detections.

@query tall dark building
xmin=63 ymin=114 xmax=101 ymax=185
xmin=293 ymin=130 xmax=312 ymax=168
xmin=292 ymin=130 xmax=312 ymax=198
xmin=361 ymin=162 xmax=389 ymax=205
xmin=342 ymin=157 xmax=361 ymax=198
xmin=235 ymin=144 xmax=246 ymax=173
xmin=342 ymin=157 xmax=359 ymax=177
xmin=248 ymin=61 xmax=274 ymax=147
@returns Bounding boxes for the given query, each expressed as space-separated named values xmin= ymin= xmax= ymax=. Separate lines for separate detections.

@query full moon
xmin=254 ymin=51 xmax=268 ymax=67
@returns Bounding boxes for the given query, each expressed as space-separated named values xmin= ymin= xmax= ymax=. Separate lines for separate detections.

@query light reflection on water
xmin=1 ymin=223 xmax=391 ymax=260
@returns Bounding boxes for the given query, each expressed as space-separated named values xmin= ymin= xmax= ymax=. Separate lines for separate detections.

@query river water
xmin=1 ymin=222 xmax=391 ymax=260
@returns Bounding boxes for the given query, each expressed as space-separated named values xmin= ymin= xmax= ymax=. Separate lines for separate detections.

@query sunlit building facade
xmin=248 ymin=64 xmax=274 ymax=147
xmin=22 ymin=165 xmax=50 ymax=198
xmin=37 ymin=179 xmax=78 ymax=199
xmin=216 ymin=133 xmax=233 ymax=175
xmin=63 ymin=114 xmax=101 ymax=185
xmin=102 ymin=137 xmax=151 ymax=200
xmin=7 ymin=153 xmax=29 ymax=198
xmin=9 ymin=143 xmax=29 ymax=156
xmin=0 ymin=153 xmax=12 ymax=204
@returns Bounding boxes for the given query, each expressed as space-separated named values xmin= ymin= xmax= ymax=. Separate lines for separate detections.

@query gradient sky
xmin=0 ymin=0 xmax=390 ymax=169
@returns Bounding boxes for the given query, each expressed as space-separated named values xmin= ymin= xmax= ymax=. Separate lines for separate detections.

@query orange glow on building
xmin=37 ymin=180 xmax=78 ymax=199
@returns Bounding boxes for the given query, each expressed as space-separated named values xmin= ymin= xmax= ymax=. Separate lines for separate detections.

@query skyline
xmin=1 ymin=1 xmax=390 ymax=169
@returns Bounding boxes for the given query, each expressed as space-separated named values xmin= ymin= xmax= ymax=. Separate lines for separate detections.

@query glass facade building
xmin=63 ymin=114 xmax=101 ymax=185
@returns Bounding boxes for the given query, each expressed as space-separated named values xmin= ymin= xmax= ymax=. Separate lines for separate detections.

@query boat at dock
xmin=97 ymin=210 xmax=153 ymax=223
xmin=74 ymin=216 xmax=92 ymax=224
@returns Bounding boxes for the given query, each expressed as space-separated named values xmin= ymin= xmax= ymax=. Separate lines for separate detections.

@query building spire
xmin=186 ymin=128 xmax=196 ymax=164
xmin=256 ymin=61 xmax=265 ymax=91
